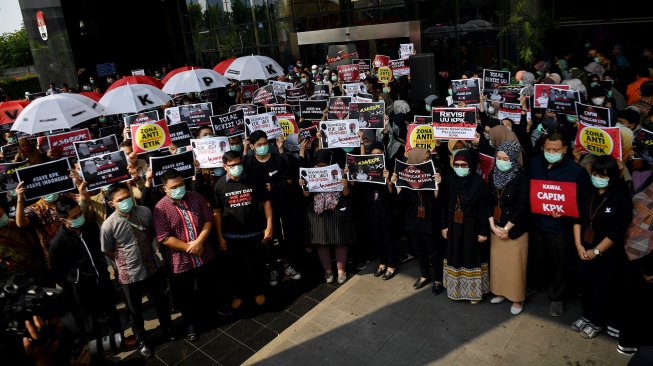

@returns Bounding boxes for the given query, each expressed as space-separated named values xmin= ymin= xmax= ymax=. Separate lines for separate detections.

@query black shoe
xmin=137 ymin=342 xmax=152 ymax=359
xmin=382 ymin=268 xmax=396 ymax=280
xmin=374 ymin=266 xmax=386 ymax=277
xmin=432 ymin=282 xmax=444 ymax=295
xmin=413 ymin=277 xmax=430 ymax=290
xmin=185 ymin=326 xmax=198 ymax=342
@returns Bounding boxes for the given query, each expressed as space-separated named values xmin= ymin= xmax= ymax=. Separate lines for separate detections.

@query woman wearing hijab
xmin=488 ymin=140 xmax=530 ymax=315
xmin=14 ymin=137 xmax=43 ymax=165
xmin=440 ymin=150 xmax=490 ymax=303
xmin=300 ymin=150 xmax=356 ymax=284
xmin=571 ymin=155 xmax=632 ymax=340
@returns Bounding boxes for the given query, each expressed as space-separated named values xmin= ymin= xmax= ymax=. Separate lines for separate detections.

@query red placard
xmin=130 ymin=120 xmax=172 ymax=154
xmin=477 ymin=153 xmax=495 ymax=183
xmin=373 ymin=55 xmax=390 ymax=68
xmin=530 ymin=179 xmax=578 ymax=218
xmin=337 ymin=64 xmax=360 ymax=83
xmin=47 ymin=129 xmax=91 ymax=157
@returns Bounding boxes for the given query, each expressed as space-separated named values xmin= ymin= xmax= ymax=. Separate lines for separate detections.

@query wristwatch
xmin=593 ymin=247 xmax=602 ymax=256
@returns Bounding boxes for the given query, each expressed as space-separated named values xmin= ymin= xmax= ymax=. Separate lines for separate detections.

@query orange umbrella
xmin=0 ymin=100 xmax=28 ymax=125
xmin=79 ymin=91 xmax=104 ymax=102
xmin=105 ymin=75 xmax=163 ymax=92
xmin=213 ymin=58 xmax=236 ymax=75
xmin=162 ymin=66 xmax=200 ymax=84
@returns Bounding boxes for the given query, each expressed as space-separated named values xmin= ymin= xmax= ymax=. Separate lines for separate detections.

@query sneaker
xmin=510 ymin=303 xmax=523 ymax=315
xmin=399 ymin=253 xmax=415 ymax=264
xmin=490 ymin=296 xmax=506 ymax=304
xmin=617 ymin=344 xmax=638 ymax=356
xmin=284 ymin=265 xmax=302 ymax=280
xmin=580 ymin=323 xmax=603 ymax=339
xmin=337 ymin=272 xmax=348 ymax=284
xmin=571 ymin=317 xmax=590 ymax=332
xmin=325 ymin=272 xmax=334 ymax=284
xmin=548 ymin=301 xmax=564 ymax=317
xmin=137 ymin=342 xmax=152 ymax=359
xmin=606 ymin=325 xmax=619 ymax=338
xmin=269 ymin=270 xmax=279 ymax=287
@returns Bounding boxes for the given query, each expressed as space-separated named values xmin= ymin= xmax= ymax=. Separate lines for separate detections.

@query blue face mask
xmin=382 ymin=87 xmax=390 ymax=93
xmin=495 ymin=159 xmax=512 ymax=172
xmin=69 ymin=215 xmax=85 ymax=228
xmin=255 ymin=145 xmax=269 ymax=156
xmin=230 ymin=144 xmax=243 ymax=152
xmin=43 ymin=193 xmax=59 ymax=203
xmin=229 ymin=164 xmax=243 ymax=177
xmin=168 ymin=186 xmax=186 ymax=200
xmin=300 ymin=78 xmax=308 ymax=84
xmin=342 ymin=147 xmax=354 ymax=153
xmin=0 ymin=213 xmax=9 ymax=227
xmin=591 ymin=175 xmax=610 ymax=188
xmin=447 ymin=88 xmax=453 ymax=96
xmin=594 ymin=57 xmax=601 ymax=63
xmin=453 ymin=167 xmax=470 ymax=177
xmin=228 ymin=91 xmax=236 ymax=97
xmin=544 ymin=151 xmax=563 ymax=164
xmin=116 ymin=197 xmax=134 ymax=213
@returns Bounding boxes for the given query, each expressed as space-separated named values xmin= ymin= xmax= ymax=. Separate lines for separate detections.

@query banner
xmin=277 ymin=114 xmax=298 ymax=138
xmin=337 ymin=64 xmax=360 ymax=82
xmin=299 ymin=164 xmax=343 ymax=192
xmin=482 ymin=69 xmax=511 ymax=91
xmin=575 ymin=123 xmax=622 ymax=160
xmin=533 ymin=84 xmax=570 ymax=108
xmin=413 ymin=115 xmax=433 ymax=124
xmin=373 ymin=55 xmax=391 ymax=68
xmin=575 ymin=102 xmax=614 ymax=127
xmin=395 ymin=160 xmax=438 ymax=190
xmin=399 ymin=43 xmax=415 ymax=60
xmin=452 ymin=78 xmax=481 ymax=104
xmin=343 ymin=83 xmax=366 ymax=97
xmin=168 ymin=122 xmax=192 ymax=148
xmin=126 ymin=110 xmax=159 ymax=127
xmin=74 ymin=135 xmax=119 ymax=160
xmin=633 ymin=128 xmax=653 ymax=164
xmin=349 ymin=102 xmax=385 ymax=129
xmin=244 ymin=113 xmax=283 ymax=139
xmin=130 ymin=120 xmax=172 ymax=154
xmin=212 ymin=109 xmax=245 ymax=137
xmin=530 ymin=179 xmax=578 ymax=218
xmin=149 ymin=150 xmax=195 ymax=187
xmin=328 ymin=96 xmax=351 ymax=120
xmin=405 ymin=124 xmax=437 ymax=155
xmin=319 ymin=120 xmax=360 ymax=148
xmin=300 ymin=100 xmax=327 ymax=120
xmin=191 ymin=137 xmax=230 ymax=168
xmin=228 ymin=104 xmax=259 ymax=116
xmin=353 ymin=59 xmax=371 ymax=71
xmin=253 ymin=85 xmax=278 ymax=106
xmin=485 ymin=85 xmax=523 ymax=104
xmin=16 ymin=159 xmax=75 ymax=201
xmin=477 ymin=153 xmax=495 ymax=183
xmin=79 ymin=151 xmax=130 ymax=191
xmin=346 ymin=154 xmax=386 ymax=185
xmin=432 ymin=107 xmax=477 ymax=140
xmin=311 ymin=84 xmax=329 ymax=100
xmin=265 ymin=104 xmax=293 ymax=115
xmin=548 ymin=88 xmax=580 ymax=116
xmin=390 ymin=59 xmax=410 ymax=77
xmin=1 ymin=143 xmax=19 ymax=162
xmin=0 ymin=159 xmax=29 ymax=193
xmin=377 ymin=67 xmax=393 ymax=84
xmin=47 ymin=129 xmax=91 ymax=158
xmin=285 ymin=87 xmax=307 ymax=106
xmin=268 ymin=80 xmax=293 ymax=97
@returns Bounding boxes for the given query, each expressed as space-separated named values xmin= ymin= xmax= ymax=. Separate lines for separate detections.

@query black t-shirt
xmin=244 ymin=153 xmax=290 ymax=184
xmin=214 ymin=174 xmax=271 ymax=234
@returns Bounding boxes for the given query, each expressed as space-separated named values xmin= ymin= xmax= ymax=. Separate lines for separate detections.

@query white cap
xmin=311 ymin=64 xmax=318 ymax=70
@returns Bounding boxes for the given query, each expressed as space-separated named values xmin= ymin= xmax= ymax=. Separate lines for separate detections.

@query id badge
xmin=493 ymin=206 xmax=502 ymax=222
xmin=454 ymin=209 xmax=463 ymax=224
xmin=583 ymin=227 xmax=594 ymax=244
xmin=417 ymin=205 xmax=426 ymax=219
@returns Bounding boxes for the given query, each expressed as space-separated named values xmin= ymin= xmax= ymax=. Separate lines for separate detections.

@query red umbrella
xmin=105 ymin=76 xmax=163 ymax=93
xmin=79 ymin=91 xmax=104 ymax=102
xmin=213 ymin=58 xmax=236 ymax=75
xmin=0 ymin=100 xmax=28 ymax=125
xmin=162 ymin=66 xmax=200 ymax=84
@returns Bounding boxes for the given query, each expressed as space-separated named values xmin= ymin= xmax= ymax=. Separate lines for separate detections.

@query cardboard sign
xmin=485 ymin=85 xmax=523 ymax=105
xmin=47 ymin=129 xmax=91 ymax=157
xmin=74 ymin=135 xmax=119 ymax=161
xmin=533 ymin=84 xmax=570 ymax=108
xmin=253 ymin=85 xmax=278 ymax=106
xmin=548 ymin=88 xmax=580 ymax=116
xmin=373 ymin=55 xmax=391 ymax=68
xmin=337 ymin=64 xmax=360 ymax=82
xmin=390 ymin=59 xmax=410 ymax=77
xmin=413 ymin=115 xmax=433 ymax=124
xmin=477 ymin=153 xmax=495 ymax=183
xmin=346 ymin=153 xmax=386 ymax=185
xmin=530 ymin=179 xmax=578 ymax=218
xmin=268 ymin=80 xmax=293 ymax=97
xmin=432 ymin=107 xmax=477 ymax=140
xmin=211 ymin=109 xmax=245 ymax=137
xmin=575 ymin=123 xmax=622 ymax=160
xmin=328 ymin=96 xmax=351 ymax=120
xmin=228 ymin=104 xmax=259 ymax=116
xmin=353 ymin=59 xmax=371 ymax=71
xmin=167 ymin=103 xmax=213 ymax=128
xmin=452 ymin=78 xmax=481 ymax=104
xmin=575 ymin=102 xmax=614 ymax=127
xmin=191 ymin=137 xmax=230 ymax=168
xmin=319 ymin=120 xmax=360 ymax=148
xmin=16 ymin=158 xmax=75 ymax=201
xmin=405 ymin=124 xmax=437 ymax=155
xmin=168 ymin=122 xmax=192 ymax=147
xmin=79 ymin=151 xmax=130 ymax=191
xmin=311 ymin=84 xmax=330 ymax=100
xmin=300 ymin=100 xmax=327 ymax=121
xmin=399 ymin=43 xmax=415 ymax=60
xmin=244 ymin=113 xmax=283 ymax=139
xmin=0 ymin=159 xmax=29 ymax=193
xmin=343 ymin=83 xmax=366 ymax=97
xmin=265 ymin=104 xmax=293 ymax=115
xmin=1 ymin=143 xmax=19 ymax=162
xmin=482 ymin=69 xmax=511 ymax=91
xmin=395 ymin=160 xmax=438 ymax=191
xmin=349 ymin=102 xmax=385 ymax=129
xmin=299 ymin=164 xmax=343 ymax=192
xmin=377 ymin=67 xmax=393 ymax=84
xmin=633 ymin=128 xmax=653 ymax=164
xmin=149 ymin=150 xmax=195 ymax=187
xmin=130 ymin=120 xmax=172 ymax=154
xmin=276 ymin=114 xmax=298 ymax=138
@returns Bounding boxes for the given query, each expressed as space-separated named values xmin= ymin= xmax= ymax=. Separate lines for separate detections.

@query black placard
xmin=16 ymin=159 xmax=75 ymax=200
xmin=327 ymin=96 xmax=351 ymax=120
xmin=211 ymin=109 xmax=246 ymax=137
xmin=394 ymin=160 xmax=438 ymax=191
xmin=346 ymin=154 xmax=386 ymax=185
xmin=79 ymin=151 xmax=130 ymax=191
xmin=168 ymin=122 xmax=193 ymax=147
xmin=149 ymin=150 xmax=196 ymax=187
xmin=349 ymin=102 xmax=385 ymax=129
xmin=300 ymin=100 xmax=327 ymax=121
xmin=311 ymin=84 xmax=329 ymax=100
xmin=451 ymin=78 xmax=481 ymax=104
xmin=253 ymin=85 xmax=278 ymax=106
xmin=74 ymin=135 xmax=119 ymax=160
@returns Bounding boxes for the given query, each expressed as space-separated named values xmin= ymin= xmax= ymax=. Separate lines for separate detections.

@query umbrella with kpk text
xmin=162 ymin=68 xmax=230 ymax=94
xmin=11 ymin=94 xmax=100 ymax=134
xmin=223 ymin=55 xmax=283 ymax=81
xmin=99 ymin=84 xmax=171 ymax=115
xmin=213 ymin=58 xmax=236 ymax=75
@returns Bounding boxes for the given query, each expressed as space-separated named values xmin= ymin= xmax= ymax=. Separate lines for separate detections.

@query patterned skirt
xmin=306 ymin=206 xmax=356 ymax=246
xmin=443 ymin=260 xmax=490 ymax=301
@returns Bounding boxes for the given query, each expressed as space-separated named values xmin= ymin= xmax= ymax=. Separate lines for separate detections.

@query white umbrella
xmin=12 ymin=94 xmax=100 ymax=134
xmin=223 ymin=55 xmax=283 ymax=81
xmin=99 ymin=84 xmax=171 ymax=115
xmin=65 ymin=93 xmax=106 ymax=114
xmin=162 ymin=68 xmax=230 ymax=94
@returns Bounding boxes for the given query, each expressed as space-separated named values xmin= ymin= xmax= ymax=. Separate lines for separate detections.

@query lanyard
xmin=588 ymin=194 xmax=608 ymax=227
xmin=78 ymin=234 xmax=99 ymax=279
xmin=117 ymin=213 xmax=146 ymax=231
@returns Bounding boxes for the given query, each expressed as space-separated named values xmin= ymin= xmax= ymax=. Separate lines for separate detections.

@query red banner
xmin=130 ymin=120 xmax=172 ymax=154
xmin=337 ymin=64 xmax=360 ymax=83
xmin=530 ymin=179 xmax=578 ymax=218
xmin=47 ymin=129 xmax=91 ymax=157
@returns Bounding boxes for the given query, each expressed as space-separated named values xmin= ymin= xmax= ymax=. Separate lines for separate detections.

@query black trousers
xmin=371 ymin=208 xmax=397 ymax=268
xmin=409 ymin=232 xmax=443 ymax=281
xmin=121 ymin=268 xmax=172 ymax=342
xmin=169 ymin=260 xmax=216 ymax=329
xmin=67 ymin=277 xmax=122 ymax=339
xmin=619 ymin=260 xmax=653 ymax=348
xmin=528 ymin=228 xmax=570 ymax=301
xmin=226 ymin=234 xmax=267 ymax=299
xmin=577 ymin=253 xmax=620 ymax=328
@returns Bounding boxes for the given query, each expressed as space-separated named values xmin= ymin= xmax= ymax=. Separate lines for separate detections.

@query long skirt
xmin=443 ymin=219 xmax=489 ymax=301
xmin=490 ymin=233 xmax=528 ymax=302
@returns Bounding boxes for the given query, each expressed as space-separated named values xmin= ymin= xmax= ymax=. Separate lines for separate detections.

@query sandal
xmin=571 ymin=317 xmax=589 ymax=332
xmin=580 ymin=323 xmax=602 ymax=339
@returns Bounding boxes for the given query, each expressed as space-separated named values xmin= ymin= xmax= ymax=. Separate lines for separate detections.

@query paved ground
xmin=245 ymin=261 xmax=631 ymax=366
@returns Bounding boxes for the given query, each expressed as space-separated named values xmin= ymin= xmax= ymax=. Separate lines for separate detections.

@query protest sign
xmin=432 ymin=107 xmax=477 ymax=140
xmin=0 ymin=159 xmax=28 ymax=193
xmin=253 ymin=85 xmax=278 ymax=106
xmin=327 ymin=45 xmax=357 ymax=68
xmin=343 ymin=83 xmax=366 ymax=97
xmin=337 ymin=64 xmax=360 ymax=82
xmin=265 ymin=104 xmax=293 ymax=115
xmin=497 ymin=103 xmax=523 ymax=124
xmin=126 ymin=110 xmax=159 ymax=127
xmin=485 ymin=85 xmax=523 ymax=104
xmin=533 ymin=84 xmax=570 ymax=108
xmin=575 ymin=123 xmax=622 ymax=160
xmin=413 ymin=115 xmax=433 ymax=124
xmin=47 ymin=129 xmax=91 ymax=158
xmin=354 ymin=94 xmax=373 ymax=103
xmin=211 ymin=109 xmax=245 ymax=137
xmin=633 ymin=128 xmax=653 ymax=164
xmin=228 ymin=104 xmax=259 ymax=116
xmin=548 ymin=88 xmax=580 ymax=116
xmin=244 ymin=113 xmax=283 ymax=139
xmin=130 ymin=120 xmax=172 ymax=154
xmin=79 ymin=151 xmax=130 ymax=191
xmin=311 ymin=84 xmax=329 ymax=100
xmin=390 ymin=59 xmax=410 ymax=77
xmin=353 ymin=59 xmax=371 ymax=71
xmin=349 ymin=102 xmax=385 ymax=129
xmin=168 ymin=122 xmax=192 ymax=147
xmin=395 ymin=160 xmax=438 ymax=190
xmin=277 ymin=114 xmax=298 ymax=138
xmin=131 ymin=69 xmax=145 ymax=76
xmin=346 ymin=154 xmax=386 ymax=185
xmin=16 ymin=159 xmax=75 ymax=201
xmin=451 ymin=78 xmax=481 ymax=104
xmin=241 ymin=84 xmax=257 ymax=99
xmin=285 ymin=87 xmax=307 ymax=106
xmin=477 ymin=153 xmax=495 ymax=183
xmin=530 ymin=179 xmax=578 ymax=218
xmin=482 ymin=69 xmax=511 ymax=91
xmin=373 ymin=55 xmax=391 ymax=68
xmin=74 ymin=135 xmax=119 ymax=160
xmin=405 ymin=124 xmax=437 ymax=154
xmin=319 ymin=120 xmax=360 ymax=149
xmin=328 ymin=96 xmax=351 ymax=120
xmin=191 ymin=137 xmax=230 ymax=168
xmin=299 ymin=164 xmax=343 ymax=192
xmin=299 ymin=126 xmax=318 ymax=142
xmin=377 ymin=67 xmax=393 ymax=84
xmin=575 ymin=102 xmax=614 ymax=127
xmin=149 ymin=150 xmax=195 ymax=187
xmin=1 ymin=143 xmax=19 ymax=162
xmin=300 ymin=100 xmax=327 ymax=120
xmin=170 ymin=103 xmax=213 ymax=128
xmin=399 ymin=43 xmax=415 ymax=59
xmin=268 ymin=80 xmax=293 ymax=97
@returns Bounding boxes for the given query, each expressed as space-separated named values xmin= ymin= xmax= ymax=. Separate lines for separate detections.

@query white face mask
xmin=487 ymin=106 xmax=495 ymax=114
xmin=591 ymin=97 xmax=605 ymax=106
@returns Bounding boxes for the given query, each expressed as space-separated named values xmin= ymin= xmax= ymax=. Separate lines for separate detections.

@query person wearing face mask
xmin=300 ymin=72 xmax=314 ymax=97
xmin=0 ymin=202 xmax=47 ymax=284
xmin=13 ymin=138 xmax=43 ymax=165
xmin=424 ymin=94 xmax=438 ymax=114
xmin=100 ymin=183 xmax=173 ymax=358
xmin=153 ymin=169 xmax=215 ymax=342
xmin=213 ymin=151 xmax=273 ymax=310
xmin=588 ymin=85 xmax=608 ymax=107
xmin=228 ymin=135 xmax=244 ymax=154
xmin=571 ymin=155 xmax=632 ymax=340
xmin=48 ymin=197 xmax=122 ymax=347
xmin=528 ymin=133 xmax=589 ymax=317
xmin=3 ymin=131 xmax=17 ymax=145
xmin=487 ymin=141 xmax=530 ymax=315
